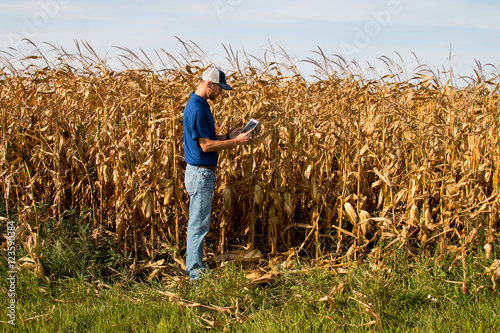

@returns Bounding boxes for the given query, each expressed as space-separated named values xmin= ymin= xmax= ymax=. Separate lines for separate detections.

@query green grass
xmin=2 ymin=251 xmax=499 ymax=332
xmin=1 ymin=206 xmax=499 ymax=332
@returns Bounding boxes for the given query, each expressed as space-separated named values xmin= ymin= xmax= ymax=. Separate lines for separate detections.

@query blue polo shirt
xmin=183 ymin=93 xmax=218 ymax=167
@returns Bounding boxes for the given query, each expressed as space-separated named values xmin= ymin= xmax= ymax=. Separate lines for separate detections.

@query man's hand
xmin=230 ymin=125 xmax=260 ymax=142
xmin=228 ymin=127 xmax=243 ymax=139
xmin=232 ymin=128 xmax=254 ymax=145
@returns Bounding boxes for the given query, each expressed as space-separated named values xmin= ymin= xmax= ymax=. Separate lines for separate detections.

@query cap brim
xmin=219 ymin=82 xmax=232 ymax=90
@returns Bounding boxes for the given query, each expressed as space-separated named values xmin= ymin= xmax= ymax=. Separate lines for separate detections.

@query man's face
xmin=207 ymin=82 xmax=222 ymax=101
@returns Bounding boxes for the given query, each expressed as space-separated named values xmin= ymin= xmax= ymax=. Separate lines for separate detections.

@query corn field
xmin=1 ymin=42 xmax=499 ymax=279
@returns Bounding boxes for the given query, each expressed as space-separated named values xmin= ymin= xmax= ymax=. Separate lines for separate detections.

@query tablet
xmin=242 ymin=118 xmax=259 ymax=133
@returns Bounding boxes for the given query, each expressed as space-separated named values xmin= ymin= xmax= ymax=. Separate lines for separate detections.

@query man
xmin=183 ymin=67 xmax=254 ymax=280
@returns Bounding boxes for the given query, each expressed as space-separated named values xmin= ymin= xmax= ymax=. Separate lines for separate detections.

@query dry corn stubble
xmin=0 ymin=42 xmax=499 ymax=285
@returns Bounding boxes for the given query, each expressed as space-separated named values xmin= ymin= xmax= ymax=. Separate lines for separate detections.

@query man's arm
xmin=199 ymin=129 xmax=253 ymax=153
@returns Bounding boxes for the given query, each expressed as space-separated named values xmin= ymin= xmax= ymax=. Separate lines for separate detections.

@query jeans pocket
xmin=185 ymin=170 xmax=197 ymax=196
xmin=200 ymin=170 xmax=216 ymax=193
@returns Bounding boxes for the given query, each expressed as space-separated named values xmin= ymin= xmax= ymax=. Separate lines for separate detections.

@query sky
xmin=1 ymin=0 xmax=500 ymax=81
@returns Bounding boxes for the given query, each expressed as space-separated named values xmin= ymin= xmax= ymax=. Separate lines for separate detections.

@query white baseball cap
xmin=202 ymin=67 xmax=232 ymax=90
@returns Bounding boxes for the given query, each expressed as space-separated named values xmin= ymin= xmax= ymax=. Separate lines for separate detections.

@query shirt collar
xmin=190 ymin=93 xmax=209 ymax=108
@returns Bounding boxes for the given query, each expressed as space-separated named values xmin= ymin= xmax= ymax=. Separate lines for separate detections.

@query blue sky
xmin=1 ymin=0 xmax=499 ymax=80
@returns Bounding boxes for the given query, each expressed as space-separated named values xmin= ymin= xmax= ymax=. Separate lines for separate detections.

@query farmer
xmin=183 ymin=67 xmax=254 ymax=280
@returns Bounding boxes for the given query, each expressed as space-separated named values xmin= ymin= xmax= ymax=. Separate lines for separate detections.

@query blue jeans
xmin=184 ymin=164 xmax=216 ymax=280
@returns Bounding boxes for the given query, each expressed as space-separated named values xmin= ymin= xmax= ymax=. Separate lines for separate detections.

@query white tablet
xmin=242 ymin=118 xmax=259 ymax=133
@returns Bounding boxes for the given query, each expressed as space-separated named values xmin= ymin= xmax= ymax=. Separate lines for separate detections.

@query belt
xmin=197 ymin=165 xmax=216 ymax=170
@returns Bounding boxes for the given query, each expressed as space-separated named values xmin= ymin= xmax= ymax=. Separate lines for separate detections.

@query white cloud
xmin=393 ymin=0 xmax=500 ymax=30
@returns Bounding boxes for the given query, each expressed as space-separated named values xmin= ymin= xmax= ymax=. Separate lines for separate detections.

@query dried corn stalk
xmin=1 ymin=41 xmax=499 ymax=275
